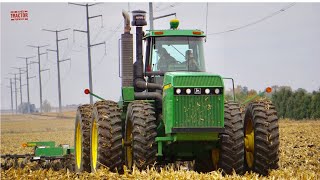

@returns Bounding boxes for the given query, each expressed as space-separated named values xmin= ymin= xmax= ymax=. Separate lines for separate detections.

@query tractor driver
xmin=183 ymin=49 xmax=199 ymax=71
xmin=157 ymin=48 xmax=178 ymax=71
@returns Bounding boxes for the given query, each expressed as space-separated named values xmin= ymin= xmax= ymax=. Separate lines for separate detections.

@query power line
xmin=207 ymin=3 xmax=296 ymax=36
xmin=154 ymin=3 xmax=180 ymax=12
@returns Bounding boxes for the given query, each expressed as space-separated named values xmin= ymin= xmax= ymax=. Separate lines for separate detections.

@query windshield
xmin=149 ymin=36 xmax=205 ymax=72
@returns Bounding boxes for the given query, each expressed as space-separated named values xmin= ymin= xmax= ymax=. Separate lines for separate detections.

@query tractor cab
xmin=144 ymin=28 xmax=206 ymax=73
xmin=143 ymin=20 xmax=207 ymax=87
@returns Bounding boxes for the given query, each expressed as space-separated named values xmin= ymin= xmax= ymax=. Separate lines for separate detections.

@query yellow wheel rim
xmin=91 ymin=119 xmax=98 ymax=171
xmin=125 ymin=121 xmax=133 ymax=169
xmin=75 ymin=122 xmax=82 ymax=169
xmin=211 ymin=148 xmax=220 ymax=169
xmin=245 ymin=118 xmax=254 ymax=168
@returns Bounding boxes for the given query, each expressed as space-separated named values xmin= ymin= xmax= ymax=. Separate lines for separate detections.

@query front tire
xmin=194 ymin=102 xmax=244 ymax=174
xmin=74 ymin=104 xmax=93 ymax=172
xmin=244 ymin=100 xmax=280 ymax=175
xmin=90 ymin=100 xmax=123 ymax=173
xmin=124 ymin=101 xmax=157 ymax=170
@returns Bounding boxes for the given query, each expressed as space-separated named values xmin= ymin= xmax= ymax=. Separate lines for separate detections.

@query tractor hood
xmin=163 ymin=72 xmax=224 ymax=87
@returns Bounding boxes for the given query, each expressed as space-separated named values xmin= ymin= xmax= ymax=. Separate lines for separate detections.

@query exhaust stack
xmin=121 ymin=10 xmax=133 ymax=87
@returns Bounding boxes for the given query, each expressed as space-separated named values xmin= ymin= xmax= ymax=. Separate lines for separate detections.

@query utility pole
xmin=12 ymin=67 xmax=25 ymax=108
xmin=148 ymin=2 xmax=177 ymax=30
xmin=9 ymin=73 xmax=18 ymax=114
xmin=69 ymin=2 xmax=106 ymax=104
xmin=17 ymin=56 xmax=36 ymax=113
xmin=149 ymin=2 xmax=154 ymax=30
xmin=5 ymin=78 xmax=14 ymax=114
xmin=43 ymin=28 xmax=71 ymax=114
xmin=28 ymin=45 xmax=49 ymax=113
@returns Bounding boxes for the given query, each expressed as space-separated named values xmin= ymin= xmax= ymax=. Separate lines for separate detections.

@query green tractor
xmin=74 ymin=10 xmax=279 ymax=175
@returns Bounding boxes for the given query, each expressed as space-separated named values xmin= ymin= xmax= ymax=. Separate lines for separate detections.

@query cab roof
xmin=145 ymin=29 xmax=206 ymax=37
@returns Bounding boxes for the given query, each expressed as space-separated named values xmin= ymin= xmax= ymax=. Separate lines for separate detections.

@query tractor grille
xmin=173 ymin=76 xmax=222 ymax=86
xmin=173 ymin=95 xmax=223 ymax=128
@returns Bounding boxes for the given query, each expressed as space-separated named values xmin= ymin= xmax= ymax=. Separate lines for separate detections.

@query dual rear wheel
xmin=74 ymin=101 xmax=123 ymax=173
xmin=74 ymin=100 xmax=157 ymax=173
xmin=195 ymin=101 xmax=279 ymax=175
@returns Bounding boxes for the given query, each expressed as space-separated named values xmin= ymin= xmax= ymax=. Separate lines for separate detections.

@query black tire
xmin=74 ymin=104 xmax=93 ymax=172
xmin=124 ymin=101 xmax=157 ymax=170
xmin=244 ymin=100 xmax=280 ymax=175
xmin=194 ymin=102 xmax=244 ymax=175
xmin=90 ymin=100 xmax=123 ymax=173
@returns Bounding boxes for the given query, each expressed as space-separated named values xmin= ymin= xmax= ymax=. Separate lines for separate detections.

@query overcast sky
xmin=1 ymin=2 xmax=320 ymax=110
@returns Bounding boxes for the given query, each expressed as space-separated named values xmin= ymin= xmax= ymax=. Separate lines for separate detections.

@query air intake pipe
xmin=131 ymin=10 xmax=163 ymax=92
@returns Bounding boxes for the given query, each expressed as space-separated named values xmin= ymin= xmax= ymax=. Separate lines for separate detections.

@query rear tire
xmin=74 ymin=104 xmax=93 ymax=172
xmin=124 ymin=101 xmax=157 ymax=170
xmin=90 ymin=100 xmax=123 ymax=173
xmin=194 ymin=102 xmax=244 ymax=174
xmin=244 ymin=100 xmax=280 ymax=175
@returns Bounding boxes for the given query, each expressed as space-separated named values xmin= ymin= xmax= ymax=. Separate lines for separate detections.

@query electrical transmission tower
xmin=9 ymin=73 xmax=18 ymax=114
xmin=28 ymin=45 xmax=49 ymax=113
xmin=43 ymin=28 xmax=71 ymax=114
xmin=12 ymin=67 xmax=26 ymax=110
xmin=69 ymin=2 xmax=106 ymax=104
xmin=5 ymin=78 xmax=14 ymax=114
xmin=17 ymin=56 xmax=36 ymax=113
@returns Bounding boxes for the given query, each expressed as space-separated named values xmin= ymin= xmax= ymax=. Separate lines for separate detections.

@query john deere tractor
xmin=74 ymin=10 xmax=279 ymax=175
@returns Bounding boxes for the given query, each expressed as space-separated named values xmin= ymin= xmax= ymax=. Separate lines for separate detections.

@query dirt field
xmin=1 ymin=112 xmax=319 ymax=179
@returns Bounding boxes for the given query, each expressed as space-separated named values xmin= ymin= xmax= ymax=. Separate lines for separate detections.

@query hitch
xmin=84 ymin=89 xmax=106 ymax=101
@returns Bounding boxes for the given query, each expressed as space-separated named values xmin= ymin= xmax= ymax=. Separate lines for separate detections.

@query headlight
xmin=176 ymin=88 xmax=181 ymax=94
xmin=205 ymin=88 xmax=210 ymax=94
xmin=186 ymin=89 xmax=191 ymax=94
xmin=214 ymin=88 xmax=220 ymax=94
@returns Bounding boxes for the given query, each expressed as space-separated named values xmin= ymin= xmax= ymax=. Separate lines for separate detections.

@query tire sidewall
xmin=74 ymin=109 xmax=84 ymax=172
xmin=243 ymin=103 xmax=255 ymax=171
xmin=90 ymin=107 xmax=99 ymax=172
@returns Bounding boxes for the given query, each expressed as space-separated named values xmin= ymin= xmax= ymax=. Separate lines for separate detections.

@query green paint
xmin=173 ymin=132 xmax=219 ymax=141
xmin=241 ymin=91 xmax=266 ymax=105
xmin=163 ymin=72 xmax=225 ymax=134
xmin=122 ymin=87 xmax=135 ymax=101
xmin=27 ymin=141 xmax=55 ymax=148
xmin=35 ymin=147 xmax=64 ymax=157
xmin=90 ymin=92 xmax=105 ymax=101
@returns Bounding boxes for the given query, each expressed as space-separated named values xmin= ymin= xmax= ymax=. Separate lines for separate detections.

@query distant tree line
xmin=271 ymin=86 xmax=320 ymax=120
xmin=225 ymin=85 xmax=320 ymax=120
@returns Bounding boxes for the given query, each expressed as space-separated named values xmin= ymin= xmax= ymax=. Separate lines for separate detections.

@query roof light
xmin=154 ymin=31 xmax=164 ymax=35
xmin=193 ymin=31 xmax=202 ymax=35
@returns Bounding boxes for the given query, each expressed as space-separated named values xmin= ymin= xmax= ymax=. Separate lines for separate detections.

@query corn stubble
xmin=1 ymin=118 xmax=319 ymax=179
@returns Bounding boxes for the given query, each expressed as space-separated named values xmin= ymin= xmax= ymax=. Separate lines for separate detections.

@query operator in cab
xmin=157 ymin=48 xmax=178 ymax=71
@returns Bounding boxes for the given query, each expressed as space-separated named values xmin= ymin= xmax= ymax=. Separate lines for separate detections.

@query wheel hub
xmin=211 ymin=148 xmax=220 ymax=169
xmin=91 ymin=119 xmax=98 ymax=171
xmin=245 ymin=118 xmax=254 ymax=168
xmin=75 ymin=122 xmax=82 ymax=169
xmin=125 ymin=121 xmax=133 ymax=169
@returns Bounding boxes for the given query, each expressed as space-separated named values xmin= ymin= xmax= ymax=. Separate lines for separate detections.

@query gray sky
xmin=1 ymin=2 xmax=320 ymax=110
